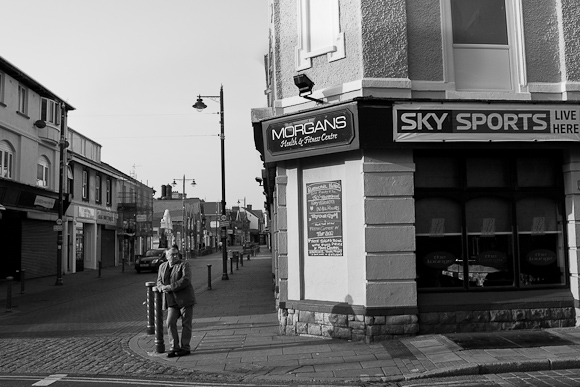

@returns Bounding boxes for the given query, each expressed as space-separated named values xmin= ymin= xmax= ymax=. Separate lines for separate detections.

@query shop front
xmin=256 ymin=98 xmax=580 ymax=342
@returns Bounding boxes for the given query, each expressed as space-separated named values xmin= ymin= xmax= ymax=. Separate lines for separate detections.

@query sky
xmin=1 ymin=0 xmax=270 ymax=211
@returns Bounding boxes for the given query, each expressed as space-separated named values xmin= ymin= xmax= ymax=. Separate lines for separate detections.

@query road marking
xmin=32 ymin=374 xmax=67 ymax=386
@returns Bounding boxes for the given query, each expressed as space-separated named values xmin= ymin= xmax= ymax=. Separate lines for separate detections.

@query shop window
xmin=466 ymin=157 xmax=509 ymax=187
xmin=516 ymin=197 xmax=565 ymax=286
xmin=0 ymin=141 xmax=14 ymax=179
xmin=414 ymin=151 xmax=565 ymax=291
xmin=37 ymin=156 xmax=50 ymax=188
xmin=415 ymin=156 xmax=460 ymax=188
xmin=442 ymin=0 xmax=525 ymax=94
xmin=295 ymin=0 xmax=345 ymax=70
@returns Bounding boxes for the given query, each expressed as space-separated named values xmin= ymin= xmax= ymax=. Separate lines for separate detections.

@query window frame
xmin=40 ymin=98 xmax=61 ymax=126
xmin=105 ymin=177 xmax=112 ymax=206
xmin=0 ymin=72 xmax=5 ymax=106
xmin=82 ymin=169 xmax=89 ymax=201
xmin=295 ymin=0 xmax=345 ymax=70
xmin=0 ymin=141 xmax=14 ymax=179
xmin=440 ymin=0 xmax=527 ymax=97
xmin=95 ymin=174 xmax=102 ymax=204
xmin=18 ymin=84 xmax=28 ymax=115
xmin=36 ymin=156 xmax=50 ymax=188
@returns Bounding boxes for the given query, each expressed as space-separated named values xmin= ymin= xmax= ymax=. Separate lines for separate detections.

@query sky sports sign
xmin=394 ymin=103 xmax=580 ymax=142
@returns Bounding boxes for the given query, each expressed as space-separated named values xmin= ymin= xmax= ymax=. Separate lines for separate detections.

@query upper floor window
xmin=296 ymin=0 xmax=345 ymax=70
xmin=442 ymin=0 xmax=525 ymax=95
xmin=40 ymin=98 xmax=61 ymax=126
xmin=37 ymin=156 xmax=49 ymax=188
xmin=106 ymin=178 xmax=112 ymax=206
xmin=18 ymin=84 xmax=28 ymax=115
xmin=95 ymin=174 xmax=102 ymax=203
xmin=0 ymin=141 xmax=14 ymax=179
xmin=0 ymin=72 xmax=5 ymax=105
xmin=82 ymin=169 xmax=89 ymax=201
xmin=67 ymin=165 xmax=74 ymax=197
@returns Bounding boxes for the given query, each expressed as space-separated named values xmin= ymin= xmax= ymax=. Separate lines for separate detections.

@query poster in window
xmin=306 ymin=180 xmax=343 ymax=256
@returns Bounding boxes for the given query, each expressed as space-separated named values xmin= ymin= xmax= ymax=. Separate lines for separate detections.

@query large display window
xmin=415 ymin=150 xmax=566 ymax=291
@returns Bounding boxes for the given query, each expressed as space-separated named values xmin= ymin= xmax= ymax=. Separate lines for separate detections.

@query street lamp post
xmin=56 ymin=103 xmax=69 ymax=286
xmin=172 ymin=175 xmax=196 ymax=259
xmin=193 ymin=86 xmax=228 ymax=280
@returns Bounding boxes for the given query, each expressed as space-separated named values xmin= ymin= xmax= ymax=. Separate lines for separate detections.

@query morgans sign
xmin=264 ymin=106 xmax=356 ymax=161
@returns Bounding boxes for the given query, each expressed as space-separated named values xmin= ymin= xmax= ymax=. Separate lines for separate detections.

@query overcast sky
xmin=1 ymin=0 xmax=269 ymax=210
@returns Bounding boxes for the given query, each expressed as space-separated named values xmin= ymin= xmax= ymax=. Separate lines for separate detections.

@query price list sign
xmin=306 ymin=180 xmax=343 ymax=256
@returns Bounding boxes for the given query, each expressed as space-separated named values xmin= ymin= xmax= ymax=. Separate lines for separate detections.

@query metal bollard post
xmin=153 ymin=287 xmax=165 ymax=353
xmin=6 ymin=276 xmax=13 ymax=312
xmin=20 ymin=269 xmax=25 ymax=294
xmin=98 ymin=261 xmax=102 ymax=278
xmin=229 ymin=257 xmax=233 ymax=274
xmin=207 ymin=264 xmax=212 ymax=290
xmin=145 ymin=282 xmax=155 ymax=334
xmin=235 ymin=253 xmax=239 ymax=270
xmin=239 ymin=251 xmax=243 ymax=267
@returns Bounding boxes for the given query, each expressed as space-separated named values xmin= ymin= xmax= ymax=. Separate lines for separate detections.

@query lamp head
xmin=293 ymin=74 xmax=315 ymax=96
xmin=192 ymin=96 xmax=207 ymax=112
xmin=172 ymin=180 xmax=177 ymax=186
xmin=191 ymin=179 xmax=196 ymax=187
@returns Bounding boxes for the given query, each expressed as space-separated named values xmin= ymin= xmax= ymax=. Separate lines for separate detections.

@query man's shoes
xmin=176 ymin=349 xmax=190 ymax=357
xmin=167 ymin=351 xmax=178 ymax=358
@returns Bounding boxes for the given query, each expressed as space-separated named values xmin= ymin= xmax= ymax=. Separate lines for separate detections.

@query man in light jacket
xmin=156 ymin=245 xmax=196 ymax=357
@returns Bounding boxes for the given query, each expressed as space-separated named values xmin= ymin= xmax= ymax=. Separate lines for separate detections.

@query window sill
xmin=16 ymin=111 xmax=30 ymax=119
xmin=0 ymin=101 xmax=6 ymax=107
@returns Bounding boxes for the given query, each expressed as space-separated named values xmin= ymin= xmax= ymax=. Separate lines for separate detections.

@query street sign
xmin=220 ymin=215 xmax=227 ymax=221
xmin=53 ymin=225 xmax=63 ymax=231
xmin=220 ymin=221 xmax=230 ymax=228
xmin=56 ymin=218 xmax=63 ymax=225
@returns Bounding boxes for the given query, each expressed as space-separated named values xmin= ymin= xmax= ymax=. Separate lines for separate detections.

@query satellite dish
xmin=34 ymin=120 xmax=47 ymax=128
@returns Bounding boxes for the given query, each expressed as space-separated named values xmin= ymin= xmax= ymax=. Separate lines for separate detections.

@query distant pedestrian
xmin=156 ymin=246 xmax=196 ymax=357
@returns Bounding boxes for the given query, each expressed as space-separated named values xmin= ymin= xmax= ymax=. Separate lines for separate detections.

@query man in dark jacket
xmin=156 ymin=246 xmax=196 ymax=357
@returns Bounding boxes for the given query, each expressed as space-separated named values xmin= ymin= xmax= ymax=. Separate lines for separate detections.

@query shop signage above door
xmin=393 ymin=102 xmax=580 ymax=142
xmin=262 ymin=103 xmax=358 ymax=162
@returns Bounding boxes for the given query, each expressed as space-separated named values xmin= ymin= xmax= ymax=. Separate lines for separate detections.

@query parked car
xmin=135 ymin=249 xmax=167 ymax=273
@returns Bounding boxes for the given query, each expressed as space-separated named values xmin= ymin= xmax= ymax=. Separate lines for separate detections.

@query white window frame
xmin=95 ymin=174 xmax=102 ymax=203
xmin=82 ymin=169 xmax=89 ymax=201
xmin=40 ymin=98 xmax=61 ymax=126
xmin=0 ymin=141 xmax=14 ymax=179
xmin=37 ymin=157 xmax=49 ymax=188
xmin=106 ymin=178 xmax=112 ymax=206
xmin=18 ymin=84 xmax=28 ymax=115
xmin=296 ymin=0 xmax=345 ymax=70
xmin=441 ymin=0 xmax=527 ymax=98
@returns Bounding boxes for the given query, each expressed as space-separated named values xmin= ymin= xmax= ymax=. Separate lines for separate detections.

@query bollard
xmin=153 ymin=287 xmax=165 ymax=353
xmin=229 ymin=257 xmax=233 ymax=274
xmin=207 ymin=264 xmax=212 ymax=290
xmin=145 ymin=282 xmax=156 ymax=334
xmin=235 ymin=253 xmax=239 ymax=270
xmin=6 ymin=276 xmax=13 ymax=312
xmin=239 ymin=251 xmax=243 ymax=267
xmin=98 ymin=261 xmax=102 ymax=278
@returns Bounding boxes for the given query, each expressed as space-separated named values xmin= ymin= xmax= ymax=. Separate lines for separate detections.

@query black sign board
xmin=263 ymin=105 xmax=357 ymax=162
xmin=306 ymin=180 xmax=343 ymax=256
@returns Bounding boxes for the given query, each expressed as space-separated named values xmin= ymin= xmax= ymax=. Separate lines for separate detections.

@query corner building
xmin=252 ymin=0 xmax=580 ymax=342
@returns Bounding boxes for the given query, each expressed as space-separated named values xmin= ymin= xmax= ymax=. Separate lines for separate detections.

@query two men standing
xmin=156 ymin=245 xmax=196 ymax=357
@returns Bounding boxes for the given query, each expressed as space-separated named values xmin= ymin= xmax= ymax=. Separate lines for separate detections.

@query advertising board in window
xmin=306 ymin=180 xmax=343 ymax=256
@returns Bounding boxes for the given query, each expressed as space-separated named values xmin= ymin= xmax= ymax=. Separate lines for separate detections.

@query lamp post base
xmin=222 ymin=273 xmax=229 ymax=280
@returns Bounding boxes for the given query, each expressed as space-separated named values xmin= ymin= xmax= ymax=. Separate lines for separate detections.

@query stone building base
xmin=419 ymin=307 xmax=576 ymax=334
xmin=278 ymin=308 xmax=419 ymax=344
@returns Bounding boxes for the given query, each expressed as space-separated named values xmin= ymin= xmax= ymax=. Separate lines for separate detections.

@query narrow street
xmin=0 ymin=252 xmax=250 ymax=384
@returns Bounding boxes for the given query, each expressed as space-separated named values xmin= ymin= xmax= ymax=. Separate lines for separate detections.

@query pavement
xmin=4 ymin=247 xmax=580 ymax=386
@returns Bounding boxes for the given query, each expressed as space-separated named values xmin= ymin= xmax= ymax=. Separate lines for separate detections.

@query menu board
xmin=306 ymin=180 xmax=343 ymax=256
